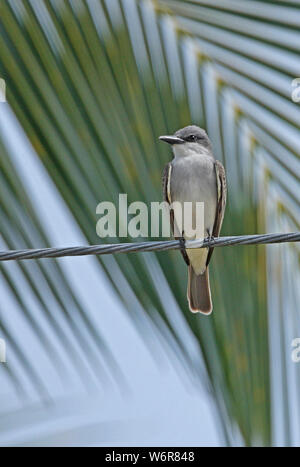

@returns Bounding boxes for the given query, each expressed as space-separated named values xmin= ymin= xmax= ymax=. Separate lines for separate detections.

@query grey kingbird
xmin=159 ymin=125 xmax=227 ymax=315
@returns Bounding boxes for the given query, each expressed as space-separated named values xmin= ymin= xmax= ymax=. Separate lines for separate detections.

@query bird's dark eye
xmin=188 ymin=135 xmax=196 ymax=142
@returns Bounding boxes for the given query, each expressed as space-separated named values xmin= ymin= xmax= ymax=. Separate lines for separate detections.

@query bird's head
xmin=159 ymin=125 xmax=212 ymax=158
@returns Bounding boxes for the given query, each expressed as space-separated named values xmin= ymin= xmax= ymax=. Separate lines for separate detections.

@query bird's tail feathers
xmin=187 ymin=266 xmax=212 ymax=315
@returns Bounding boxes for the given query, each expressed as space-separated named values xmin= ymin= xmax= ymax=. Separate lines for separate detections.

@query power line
xmin=0 ymin=232 xmax=299 ymax=262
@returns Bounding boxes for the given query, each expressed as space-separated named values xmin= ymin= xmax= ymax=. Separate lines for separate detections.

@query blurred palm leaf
xmin=0 ymin=0 xmax=299 ymax=446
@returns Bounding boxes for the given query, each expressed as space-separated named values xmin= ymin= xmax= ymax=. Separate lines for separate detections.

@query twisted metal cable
xmin=0 ymin=232 xmax=299 ymax=262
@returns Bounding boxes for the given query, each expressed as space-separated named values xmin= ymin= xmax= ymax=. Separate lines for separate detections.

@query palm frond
xmin=0 ymin=0 xmax=299 ymax=446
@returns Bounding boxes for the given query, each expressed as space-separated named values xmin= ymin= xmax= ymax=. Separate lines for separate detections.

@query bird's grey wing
xmin=162 ymin=162 xmax=190 ymax=266
xmin=162 ymin=162 xmax=171 ymax=204
xmin=162 ymin=162 xmax=174 ymax=232
xmin=206 ymin=160 xmax=227 ymax=266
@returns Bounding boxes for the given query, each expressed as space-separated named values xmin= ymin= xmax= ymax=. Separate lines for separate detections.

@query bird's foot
xmin=179 ymin=236 xmax=190 ymax=265
xmin=179 ymin=236 xmax=186 ymax=252
xmin=206 ymin=231 xmax=215 ymax=245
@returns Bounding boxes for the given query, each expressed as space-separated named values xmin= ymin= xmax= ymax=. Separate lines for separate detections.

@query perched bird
xmin=160 ymin=125 xmax=227 ymax=315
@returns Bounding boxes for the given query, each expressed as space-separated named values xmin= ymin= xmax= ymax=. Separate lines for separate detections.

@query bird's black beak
xmin=159 ymin=135 xmax=185 ymax=145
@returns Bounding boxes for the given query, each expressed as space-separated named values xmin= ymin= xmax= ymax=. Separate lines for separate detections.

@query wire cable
xmin=0 ymin=232 xmax=299 ymax=262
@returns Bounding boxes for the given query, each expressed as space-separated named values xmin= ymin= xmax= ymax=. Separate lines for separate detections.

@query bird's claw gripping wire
xmin=205 ymin=231 xmax=215 ymax=246
xmin=179 ymin=236 xmax=190 ymax=265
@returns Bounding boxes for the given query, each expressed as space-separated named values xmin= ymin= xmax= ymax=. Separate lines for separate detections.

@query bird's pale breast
xmin=170 ymin=154 xmax=217 ymax=274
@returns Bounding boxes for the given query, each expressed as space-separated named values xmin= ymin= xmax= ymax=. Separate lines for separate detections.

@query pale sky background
xmin=0 ymin=103 xmax=222 ymax=446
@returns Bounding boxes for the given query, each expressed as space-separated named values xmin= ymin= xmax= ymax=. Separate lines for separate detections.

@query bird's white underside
xmin=170 ymin=142 xmax=217 ymax=275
